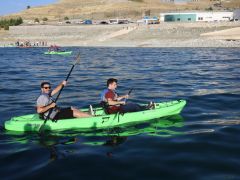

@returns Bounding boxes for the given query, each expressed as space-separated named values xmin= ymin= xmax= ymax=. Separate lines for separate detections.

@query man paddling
xmin=100 ymin=78 xmax=154 ymax=114
xmin=36 ymin=81 xmax=92 ymax=121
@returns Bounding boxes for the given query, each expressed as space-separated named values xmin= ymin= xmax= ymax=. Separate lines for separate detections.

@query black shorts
xmin=55 ymin=107 xmax=74 ymax=120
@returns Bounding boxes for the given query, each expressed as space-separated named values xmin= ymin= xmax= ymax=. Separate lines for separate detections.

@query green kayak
xmin=4 ymin=100 xmax=186 ymax=132
xmin=44 ymin=51 xmax=72 ymax=55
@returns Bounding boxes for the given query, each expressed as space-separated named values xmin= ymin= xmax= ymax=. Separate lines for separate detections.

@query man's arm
xmin=116 ymin=94 xmax=129 ymax=101
xmin=51 ymin=81 xmax=67 ymax=96
xmin=107 ymin=99 xmax=125 ymax=106
xmin=37 ymin=102 xmax=56 ymax=114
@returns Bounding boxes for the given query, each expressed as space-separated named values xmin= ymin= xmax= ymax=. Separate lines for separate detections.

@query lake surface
xmin=0 ymin=47 xmax=240 ymax=179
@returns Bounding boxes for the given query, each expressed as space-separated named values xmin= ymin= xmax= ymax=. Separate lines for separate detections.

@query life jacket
xmin=100 ymin=89 xmax=119 ymax=103
xmin=100 ymin=89 xmax=120 ymax=114
xmin=99 ymin=89 xmax=109 ymax=113
xmin=100 ymin=89 xmax=109 ymax=102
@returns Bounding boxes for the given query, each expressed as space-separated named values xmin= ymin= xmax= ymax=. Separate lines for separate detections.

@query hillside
xmin=3 ymin=0 xmax=238 ymax=21
xmin=0 ymin=0 xmax=240 ymax=21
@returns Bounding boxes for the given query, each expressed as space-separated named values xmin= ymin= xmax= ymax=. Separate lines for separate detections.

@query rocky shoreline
xmin=1 ymin=22 xmax=240 ymax=48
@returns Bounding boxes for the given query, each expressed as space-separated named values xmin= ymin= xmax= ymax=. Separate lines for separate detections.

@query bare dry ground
xmin=201 ymin=27 xmax=240 ymax=40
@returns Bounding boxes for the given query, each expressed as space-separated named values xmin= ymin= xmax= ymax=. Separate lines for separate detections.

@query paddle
xmin=39 ymin=52 xmax=81 ymax=133
xmin=128 ymin=88 xmax=133 ymax=96
xmin=122 ymin=88 xmax=133 ymax=103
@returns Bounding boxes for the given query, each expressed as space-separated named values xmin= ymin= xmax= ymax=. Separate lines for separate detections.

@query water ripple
xmin=0 ymin=47 xmax=240 ymax=179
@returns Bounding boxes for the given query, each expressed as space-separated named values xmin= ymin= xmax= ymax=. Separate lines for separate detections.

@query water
xmin=0 ymin=47 xmax=240 ymax=179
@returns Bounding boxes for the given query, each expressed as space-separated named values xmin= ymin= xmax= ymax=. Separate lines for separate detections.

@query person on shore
xmin=36 ymin=81 xmax=92 ymax=120
xmin=100 ymin=78 xmax=154 ymax=114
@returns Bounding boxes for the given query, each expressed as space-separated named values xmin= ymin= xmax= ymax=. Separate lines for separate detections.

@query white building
xmin=160 ymin=11 xmax=233 ymax=22
xmin=196 ymin=12 xmax=233 ymax=22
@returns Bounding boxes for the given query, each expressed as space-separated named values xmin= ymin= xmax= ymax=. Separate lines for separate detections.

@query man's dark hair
xmin=107 ymin=78 xmax=118 ymax=87
xmin=41 ymin=82 xmax=50 ymax=88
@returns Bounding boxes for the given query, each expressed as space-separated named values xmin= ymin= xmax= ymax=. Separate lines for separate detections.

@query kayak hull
xmin=44 ymin=51 xmax=72 ymax=55
xmin=4 ymin=100 xmax=186 ymax=132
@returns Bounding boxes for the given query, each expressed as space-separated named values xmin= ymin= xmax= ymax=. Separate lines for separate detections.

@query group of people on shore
xmin=16 ymin=40 xmax=48 ymax=47
xmin=36 ymin=78 xmax=155 ymax=121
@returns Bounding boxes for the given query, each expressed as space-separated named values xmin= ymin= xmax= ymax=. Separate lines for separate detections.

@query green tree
xmin=34 ymin=18 xmax=40 ymax=23
xmin=4 ymin=25 xmax=9 ymax=30
xmin=16 ymin=17 xmax=23 ymax=25
xmin=64 ymin=16 xmax=69 ymax=20
xmin=129 ymin=0 xmax=143 ymax=2
xmin=0 ymin=17 xmax=23 ymax=30
xmin=27 ymin=5 xmax=31 ymax=9
xmin=206 ymin=7 xmax=213 ymax=11
xmin=43 ymin=17 xmax=48 ymax=21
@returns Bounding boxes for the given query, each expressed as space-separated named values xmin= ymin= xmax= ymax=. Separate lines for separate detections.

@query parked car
xmin=84 ymin=20 xmax=92 ymax=24
xmin=99 ymin=21 xmax=109 ymax=24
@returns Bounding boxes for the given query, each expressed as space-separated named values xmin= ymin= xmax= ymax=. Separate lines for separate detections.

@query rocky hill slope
xmin=4 ymin=0 xmax=239 ymax=21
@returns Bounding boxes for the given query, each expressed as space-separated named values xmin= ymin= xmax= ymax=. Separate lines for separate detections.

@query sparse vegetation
xmin=34 ymin=18 xmax=40 ymax=23
xmin=205 ymin=7 xmax=213 ymax=11
xmin=4 ymin=25 xmax=9 ymax=30
xmin=128 ymin=0 xmax=143 ymax=2
xmin=0 ymin=17 xmax=23 ymax=31
xmin=43 ymin=17 xmax=48 ymax=21
xmin=144 ymin=10 xmax=151 ymax=16
xmin=64 ymin=16 xmax=69 ymax=20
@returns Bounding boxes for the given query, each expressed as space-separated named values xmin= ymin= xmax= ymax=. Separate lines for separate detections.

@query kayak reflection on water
xmin=39 ymin=134 xmax=78 ymax=161
xmin=4 ymin=115 xmax=184 ymax=160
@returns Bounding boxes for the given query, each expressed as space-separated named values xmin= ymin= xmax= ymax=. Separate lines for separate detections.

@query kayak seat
xmin=100 ymin=101 xmax=110 ymax=114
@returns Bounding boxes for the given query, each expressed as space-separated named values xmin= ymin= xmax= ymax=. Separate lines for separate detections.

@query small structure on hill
xmin=137 ymin=16 xmax=159 ymax=24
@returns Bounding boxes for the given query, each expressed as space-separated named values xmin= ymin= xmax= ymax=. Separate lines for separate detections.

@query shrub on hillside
xmin=206 ymin=7 xmax=213 ymax=11
xmin=129 ymin=0 xmax=143 ymax=2
xmin=4 ymin=25 xmax=9 ymax=30
xmin=43 ymin=17 xmax=48 ymax=21
xmin=34 ymin=18 xmax=40 ymax=23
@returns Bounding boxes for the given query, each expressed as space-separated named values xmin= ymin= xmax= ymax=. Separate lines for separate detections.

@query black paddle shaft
xmin=54 ymin=64 xmax=75 ymax=102
xmin=128 ymin=88 xmax=133 ymax=95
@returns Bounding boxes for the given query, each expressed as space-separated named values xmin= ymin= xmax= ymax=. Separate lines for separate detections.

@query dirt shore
xmin=1 ymin=22 xmax=240 ymax=47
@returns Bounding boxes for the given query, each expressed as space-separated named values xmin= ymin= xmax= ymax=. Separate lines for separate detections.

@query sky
xmin=0 ymin=0 xmax=57 ymax=16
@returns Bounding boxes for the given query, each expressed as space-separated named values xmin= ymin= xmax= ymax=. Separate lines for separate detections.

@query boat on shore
xmin=4 ymin=100 xmax=186 ymax=132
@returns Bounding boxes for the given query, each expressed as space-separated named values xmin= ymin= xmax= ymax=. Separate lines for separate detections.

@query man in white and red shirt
xmin=101 ymin=78 xmax=152 ymax=114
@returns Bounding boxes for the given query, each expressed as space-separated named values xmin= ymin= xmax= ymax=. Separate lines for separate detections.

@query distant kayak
xmin=4 ymin=100 xmax=186 ymax=132
xmin=44 ymin=51 xmax=72 ymax=55
xmin=18 ymin=46 xmax=32 ymax=48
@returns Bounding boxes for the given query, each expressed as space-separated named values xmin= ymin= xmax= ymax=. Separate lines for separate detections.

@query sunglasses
xmin=43 ymin=86 xmax=51 ymax=89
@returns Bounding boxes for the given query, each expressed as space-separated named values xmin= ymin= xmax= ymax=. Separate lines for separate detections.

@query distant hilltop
xmin=2 ymin=0 xmax=240 ymax=21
